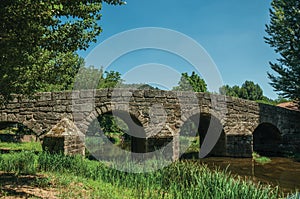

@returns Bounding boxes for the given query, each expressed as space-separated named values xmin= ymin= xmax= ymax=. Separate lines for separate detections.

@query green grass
xmin=0 ymin=128 xmax=18 ymax=135
xmin=48 ymin=172 xmax=137 ymax=199
xmin=252 ymin=152 xmax=272 ymax=165
xmin=105 ymin=132 xmax=123 ymax=145
xmin=0 ymin=141 xmax=42 ymax=152
xmin=180 ymin=136 xmax=199 ymax=154
xmin=0 ymin=151 xmax=286 ymax=199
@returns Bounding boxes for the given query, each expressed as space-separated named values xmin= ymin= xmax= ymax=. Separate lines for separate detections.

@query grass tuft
xmin=0 ymin=141 xmax=42 ymax=152
xmin=0 ymin=151 xmax=285 ymax=198
xmin=252 ymin=152 xmax=272 ymax=165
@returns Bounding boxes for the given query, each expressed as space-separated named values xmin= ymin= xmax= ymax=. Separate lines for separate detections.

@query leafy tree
xmin=265 ymin=0 xmax=300 ymax=104
xmin=73 ymin=66 xmax=104 ymax=90
xmin=35 ymin=52 xmax=84 ymax=92
xmin=0 ymin=0 xmax=124 ymax=101
xmin=173 ymin=72 xmax=207 ymax=92
xmin=74 ymin=66 xmax=162 ymax=90
xmin=257 ymin=95 xmax=290 ymax=106
xmin=219 ymin=80 xmax=264 ymax=101
xmin=239 ymin=81 xmax=264 ymax=101
xmin=99 ymin=71 xmax=123 ymax=89
xmin=98 ymin=114 xmax=128 ymax=135
xmin=220 ymin=85 xmax=239 ymax=97
xmin=74 ymin=66 xmax=123 ymax=89
xmin=86 ymin=114 xmax=128 ymax=136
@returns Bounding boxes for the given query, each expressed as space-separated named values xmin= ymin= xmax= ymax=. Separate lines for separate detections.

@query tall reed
xmin=0 ymin=151 xmax=286 ymax=198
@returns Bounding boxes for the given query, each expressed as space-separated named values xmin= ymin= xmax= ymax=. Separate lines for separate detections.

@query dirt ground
xmin=0 ymin=172 xmax=58 ymax=199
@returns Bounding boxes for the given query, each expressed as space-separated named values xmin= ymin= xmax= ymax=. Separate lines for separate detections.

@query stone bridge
xmin=0 ymin=89 xmax=299 ymax=158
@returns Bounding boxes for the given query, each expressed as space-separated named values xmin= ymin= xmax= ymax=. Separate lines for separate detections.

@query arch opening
xmin=179 ymin=113 xmax=226 ymax=159
xmin=253 ymin=123 xmax=281 ymax=156
xmin=85 ymin=110 xmax=147 ymax=160
xmin=0 ymin=122 xmax=37 ymax=142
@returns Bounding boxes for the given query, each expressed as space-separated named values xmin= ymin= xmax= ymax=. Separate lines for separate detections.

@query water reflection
xmin=196 ymin=157 xmax=300 ymax=193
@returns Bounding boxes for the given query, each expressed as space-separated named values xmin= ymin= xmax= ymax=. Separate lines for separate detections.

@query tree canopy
xmin=74 ymin=65 xmax=161 ymax=90
xmin=219 ymin=80 xmax=264 ymax=101
xmin=74 ymin=66 xmax=123 ymax=90
xmin=265 ymin=0 xmax=300 ymax=104
xmin=0 ymin=0 xmax=124 ymax=102
xmin=173 ymin=72 xmax=207 ymax=92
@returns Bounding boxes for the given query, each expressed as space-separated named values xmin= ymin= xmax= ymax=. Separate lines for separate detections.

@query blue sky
xmin=78 ymin=0 xmax=279 ymax=99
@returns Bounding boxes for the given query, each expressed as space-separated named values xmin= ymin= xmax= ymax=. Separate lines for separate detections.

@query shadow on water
xmin=194 ymin=157 xmax=300 ymax=194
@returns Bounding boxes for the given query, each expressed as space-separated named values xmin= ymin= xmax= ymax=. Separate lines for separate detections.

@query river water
xmin=97 ymin=139 xmax=300 ymax=193
xmin=196 ymin=157 xmax=300 ymax=194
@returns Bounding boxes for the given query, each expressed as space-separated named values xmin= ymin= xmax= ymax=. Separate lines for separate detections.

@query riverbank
xmin=0 ymin=151 xmax=287 ymax=198
xmin=198 ymin=156 xmax=300 ymax=194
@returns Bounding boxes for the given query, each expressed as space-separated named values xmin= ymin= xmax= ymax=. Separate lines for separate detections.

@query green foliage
xmin=120 ymin=83 xmax=159 ymax=90
xmin=75 ymin=65 xmax=160 ymax=90
xmin=219 ymin=81 xmax=293 ymax=105
xmin=220 ymin=80 xmax=264 ymax=101
xmin=0 ymin=49 xmax=83 ymax=102
xmin=252 ymin=152 xmax=272 ymax=165
xmin=73 ymin=66 xmax=103 ymax=90
xmin=87 ymin=114 xmax=128 ymax=136
xmin=173 ymin=72 xmax=207 ymax=92
xmin=85 ymin=114 xmax=130 ymax=157
xmin=179 ymin=118 xmax=200 ymax=157
xmin=256 ymin=96 xmax=290 ymax=105
xmin=219 ymin=85 xmax=240 ymax=98
xmin=99 ymin=71 xmax=123 ymax=89
xmin=240 ymin=81 xmax=264 ymax=101
xmin=0 ymin=151 xmax=38 ymax=175
xmin=35 ymin=52 xmax=84 ymax=92
xmin=0 ymin=152 xmax=284 ymax=198
xmin=0 ymin=122 xmax=37 ymax=136
xmin=265 ymin=0 xmax=300 ymax=104
xmin=74 ymin=66 xmax=123 ymax=90
xmin=180 ymin=136 xmax=200 ymax=155
xmin=0 ymin=0 xmax=124 ymax=102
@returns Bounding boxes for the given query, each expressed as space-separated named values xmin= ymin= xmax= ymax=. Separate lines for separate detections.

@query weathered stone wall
xmin=0 ymin=92 xmax=75 ymax=135
xmin=0 ymin=134 xmax=36 ymax=143
xmin=259 ymin=103 xmax=300 ymax=155
xmin=42 ymin=118 xmax=85 ymax=156
xmin=43 ymin=135 xmax=85 ymax=156
xmin=0 ymin=89 xmax=299 ymax=158
xmin=222 ymin=97 xmax=259 ymax=157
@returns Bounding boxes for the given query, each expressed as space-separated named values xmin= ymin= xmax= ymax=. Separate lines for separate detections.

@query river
xmin=196 ymin=157 xmax=300 ymax=194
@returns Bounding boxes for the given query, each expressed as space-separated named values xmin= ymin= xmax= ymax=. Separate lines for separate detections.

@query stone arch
xmin=179 ymin=112 xmax=226 ymax=158
xmin=180 ymin=107 xmax=201 ymax=123
xmin=0 ymin=121 xmax=37 ymax=142
xmin=253 ymin=122 xmax=281 ymax=156
xmin=80 ymin=103 xmax=146 ymax=134
xmin=85 ymin=108 xmax=147 ymax=154
xmin=0 ymin=112 xmax=45 ymax=136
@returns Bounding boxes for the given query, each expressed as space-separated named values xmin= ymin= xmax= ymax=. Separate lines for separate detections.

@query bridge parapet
xmin=0 ymin=89 xmax=299 ymax=158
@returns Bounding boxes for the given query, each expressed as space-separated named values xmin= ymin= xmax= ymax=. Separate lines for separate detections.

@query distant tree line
xmin=219 ymin=81 xmax=264 ymax=101
xmin=74 ymin=66 xmax=159 ymax=91
xmin=172 ymin=71 xmax=288 ymax=105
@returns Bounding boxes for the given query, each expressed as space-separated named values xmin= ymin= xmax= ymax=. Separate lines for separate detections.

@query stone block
xmin=38 ymin=92 xmax=52 ymax=101
xmin=42 ymin=118 xmax=85 ymax=156
xmin=80 ymin=90 xmax=95 ymax=99
xmin=226 ymin=134 xmax=253 ymax=157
